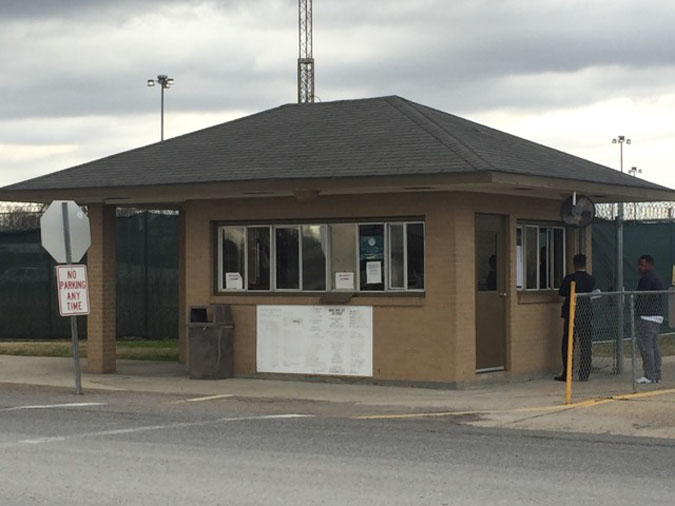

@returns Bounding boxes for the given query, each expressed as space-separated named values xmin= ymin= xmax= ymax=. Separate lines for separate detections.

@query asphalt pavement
xmin=2 ymin=394 xmax=674 ymax=506
xmin=1 ymin=354 xmax=674 ymax=439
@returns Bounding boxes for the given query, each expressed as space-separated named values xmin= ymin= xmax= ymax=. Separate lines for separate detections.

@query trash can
xmin=188 ymin=304 xmax=234 ymax=379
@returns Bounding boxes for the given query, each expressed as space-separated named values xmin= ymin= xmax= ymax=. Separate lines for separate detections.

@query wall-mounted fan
xmin=560 ymin=193 xmax=595 ymax=227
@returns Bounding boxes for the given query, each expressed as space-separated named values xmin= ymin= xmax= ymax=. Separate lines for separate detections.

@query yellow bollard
xmin=565 ymin=281 xmax=577 ymax=405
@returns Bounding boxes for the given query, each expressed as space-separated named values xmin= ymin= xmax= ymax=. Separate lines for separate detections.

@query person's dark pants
xmin=561 ymin=315 xmax=592 ymax=380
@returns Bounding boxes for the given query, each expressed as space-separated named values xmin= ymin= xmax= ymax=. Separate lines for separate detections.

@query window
xmin=525 ymin=226 xmax=538 ymax=289
xmin=387 ymin=223 xmax=425 ymax=291
xmin=302 ymin=225 xmax=327 ymax=291
xmin=359 ymin=224 xmax=385 ymax=291
xmin=217 ymin=220 xmax=425 ymax=293
xmin=406 ymin=223 xmax=425 ymax=290
xmin=219 ymin=226 xmax=245 ymax=290
xmin=516 ymin=228 xmax=524 ymax=289
xmin=388 ymin=224 xmax=405 ymax=290
xmin=330 ymin=223 xmax=357 ymax=290
xmin=247 ymin=227 xmax=270 ymax=291
xmin=275 ymin=227 xmax=300 ymax=289
xmin=516 ymin=224 xmax=565 ymax=291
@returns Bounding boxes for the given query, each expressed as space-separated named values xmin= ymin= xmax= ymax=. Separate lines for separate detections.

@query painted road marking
xmin=172 ymin=394 xmax=235 ymax=404
xmin=1 ymin=402 xmax=106 ymax=412
xmin=20 ymin=436 xmax=68 ymax=445
xmin=17 ymin=413 xmax=313 ymax=446
xmin=353 ymin=405 xmax=571 ymax=420
xmin=353 ymin=388 xmax=675 ymax=420
xmin=612 ymin=387 xmax=675 ymax=400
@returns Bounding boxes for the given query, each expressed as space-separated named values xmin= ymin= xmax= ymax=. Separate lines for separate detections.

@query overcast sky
xmin=1 ymin=0 xmax=674 ymax=190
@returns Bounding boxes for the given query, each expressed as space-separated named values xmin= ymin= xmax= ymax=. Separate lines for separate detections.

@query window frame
xmin=516 ymin=223 xmax=566 ymax=292
xmin=216 ymin=220 xmax=425 ymax=294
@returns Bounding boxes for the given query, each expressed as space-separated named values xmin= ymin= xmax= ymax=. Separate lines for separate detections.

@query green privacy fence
xmin=0 ymin=210 xmax=178 ymax=339
xmin=592 ymin=219 xmax=675 ymax=291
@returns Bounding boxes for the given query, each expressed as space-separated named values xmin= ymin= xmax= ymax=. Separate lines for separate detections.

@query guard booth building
xmin=1 ymin=96 xmax=672 ymax=385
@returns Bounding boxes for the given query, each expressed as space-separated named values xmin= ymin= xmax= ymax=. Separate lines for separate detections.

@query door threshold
xmin=475 ymin=366 xmax=505 ymax=374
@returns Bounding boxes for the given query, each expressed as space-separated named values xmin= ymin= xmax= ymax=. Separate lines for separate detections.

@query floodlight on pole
xmin=147 ymin=74 xmax=174 ymax=141
xmin=611 ymin=135 xmax=631 ymax=173
xmin=628 ymin=166 xmax=642 ymax=177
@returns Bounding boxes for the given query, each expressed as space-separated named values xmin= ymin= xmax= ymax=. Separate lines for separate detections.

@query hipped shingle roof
xmin=2 ymin=95 xmax=666 ymax=192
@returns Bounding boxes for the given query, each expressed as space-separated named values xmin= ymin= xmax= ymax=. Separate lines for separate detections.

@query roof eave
xmin=488 ymin=172 xmax=675 ymax=203
xmin=0 ymin=171 xmax=671 ymax=206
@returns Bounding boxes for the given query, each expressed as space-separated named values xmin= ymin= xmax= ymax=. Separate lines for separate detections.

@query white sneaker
xmin=636 ymin=376 xmax=653 ymax=384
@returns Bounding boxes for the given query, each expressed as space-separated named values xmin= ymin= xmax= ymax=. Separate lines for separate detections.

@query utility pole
xmin=298 ymin=0 xmax=314 ymax=103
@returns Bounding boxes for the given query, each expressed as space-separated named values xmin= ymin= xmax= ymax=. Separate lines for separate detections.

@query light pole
xmin=147 ymin=74 xmax=174 ymax=141
xmin=612 ymin=135 xmax=631 ymax=173
xmin=611 ymin=136 xmax=631 ymax=271
xmin=612 ymin=135 xmax=630 ymax=374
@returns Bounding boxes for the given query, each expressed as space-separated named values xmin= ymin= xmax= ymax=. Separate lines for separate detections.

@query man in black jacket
xmin=556 ymin=254 xmax=595 ymax=381
xmin=635 ymin=254 xmax=664 ymax=384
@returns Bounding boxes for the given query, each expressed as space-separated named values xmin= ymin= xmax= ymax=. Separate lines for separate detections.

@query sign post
xmin=40 ymin=201 xmax=91 ymax=395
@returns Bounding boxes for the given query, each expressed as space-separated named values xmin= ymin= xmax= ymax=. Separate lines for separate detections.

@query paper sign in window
xmin=366 ymin=261 xmax=382 ymax=284
xmin=226 ymin=272 xmax=243 ymax=289
xmin=335 ymin=272 xmax=354 ymax=290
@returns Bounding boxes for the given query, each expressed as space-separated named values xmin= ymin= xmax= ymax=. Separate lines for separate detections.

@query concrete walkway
xmin=1 ymin=355 xmax=674 ymax=439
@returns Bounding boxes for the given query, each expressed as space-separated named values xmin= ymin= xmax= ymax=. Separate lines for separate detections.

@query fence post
xmin=629 ymin=293 xmax=637 ymax=392
xmin=144 ymin=211 xmax=150 ymax=339
xmin=615 ymin=202 xmax=624 ymax=374
xmin=565 ymin=281 xmax=577 ymax=405
xmin=616 ymin=288 xmax=625 ymax=374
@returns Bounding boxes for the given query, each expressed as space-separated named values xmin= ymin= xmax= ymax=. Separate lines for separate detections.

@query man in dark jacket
xmin=556 ymin=254 xmax=595 ymax=381
xmin=635 ymin=254 xmax=664 ymax=384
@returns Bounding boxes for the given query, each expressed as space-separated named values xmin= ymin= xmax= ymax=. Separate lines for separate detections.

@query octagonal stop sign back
xmin=40 ymin=201 xmax=91 ymax=263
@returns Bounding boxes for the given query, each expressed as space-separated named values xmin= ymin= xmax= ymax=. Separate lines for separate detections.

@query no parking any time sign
xmin=56 ymin=265 xmax=90 ymax=316
xmin=40 ymin=200 xmax=91 ymax=395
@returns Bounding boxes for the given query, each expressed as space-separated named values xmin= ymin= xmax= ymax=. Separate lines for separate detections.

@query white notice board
xmin=256 ymin=305 xmax=373 ymax=376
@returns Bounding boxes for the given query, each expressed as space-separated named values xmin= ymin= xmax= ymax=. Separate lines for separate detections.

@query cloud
xmin=0 ymin=0 xmax=199 ymax=20
xmin=1 ymin=0 xmax=674 ymax=188
xmin=0 ymin=1 xmax=298 ymax=121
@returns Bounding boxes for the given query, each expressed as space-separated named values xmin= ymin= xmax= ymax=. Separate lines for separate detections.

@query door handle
xmin=499 ymin=292 xmax=507 ymax=297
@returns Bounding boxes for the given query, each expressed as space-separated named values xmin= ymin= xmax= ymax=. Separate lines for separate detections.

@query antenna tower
xmin=297 ymin=0 xmax=314 ymax=103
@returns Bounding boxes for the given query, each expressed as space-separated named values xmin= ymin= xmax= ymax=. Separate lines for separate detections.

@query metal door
xmin=475 ymin=214 xmax=507 ymax=372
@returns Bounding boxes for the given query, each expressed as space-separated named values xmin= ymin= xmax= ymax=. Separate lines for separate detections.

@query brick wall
xmin=181 ymin=191 xmax=577 ymax=383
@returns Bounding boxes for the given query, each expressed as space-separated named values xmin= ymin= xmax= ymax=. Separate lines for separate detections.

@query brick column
xmin=87 ymin=203 xmax=116 ymax=373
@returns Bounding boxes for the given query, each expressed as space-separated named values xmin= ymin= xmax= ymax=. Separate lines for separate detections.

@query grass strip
xmin=592 ymin=334 xmax=675 ymax=357
xmin=0 ymin=339 xmax=179 ymax=361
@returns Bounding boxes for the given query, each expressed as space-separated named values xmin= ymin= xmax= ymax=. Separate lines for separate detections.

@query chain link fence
xmin=566 ymin=289 xmax=675 ymax=403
